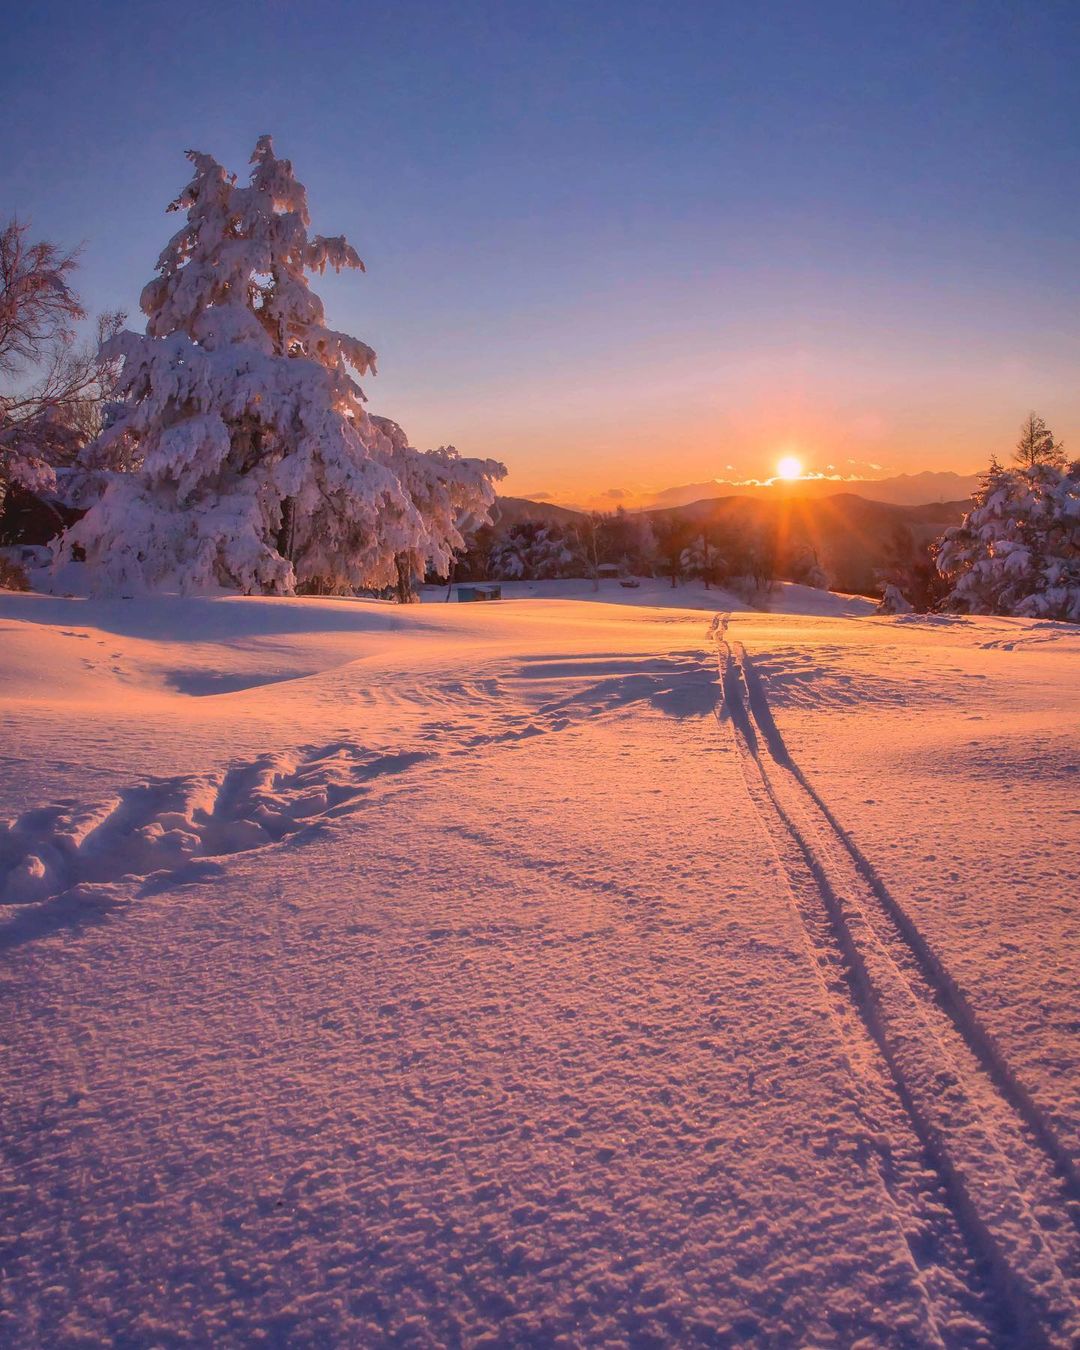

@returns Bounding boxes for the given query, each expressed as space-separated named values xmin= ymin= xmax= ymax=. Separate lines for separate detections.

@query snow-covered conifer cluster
xmin=55 ymin=138 xmax=504 ymax=596
xmin=488 ymin=521 xmax=582 ymax=580
xmin=936 ymin=419 xmax=1079 ymax=621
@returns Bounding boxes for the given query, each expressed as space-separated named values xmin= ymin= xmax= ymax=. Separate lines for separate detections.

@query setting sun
xmin=776 ymin=454 xmax=803 ymax=481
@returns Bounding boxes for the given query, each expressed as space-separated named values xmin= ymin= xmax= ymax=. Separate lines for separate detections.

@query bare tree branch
xmin=0 ymin=219 xmax=85 ymax=377
xmin=1 ymin=219 xmax=125 ymax=506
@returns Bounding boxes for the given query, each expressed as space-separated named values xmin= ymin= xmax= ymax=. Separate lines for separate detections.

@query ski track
xmin=710 ymin=611 xmax=1080 ymax=1348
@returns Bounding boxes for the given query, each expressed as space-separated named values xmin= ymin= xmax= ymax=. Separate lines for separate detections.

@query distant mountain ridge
xmin=492 ymin=496 xmax=586 ymax=529
xmin=647 ymin=470 xmax=982 ymax=509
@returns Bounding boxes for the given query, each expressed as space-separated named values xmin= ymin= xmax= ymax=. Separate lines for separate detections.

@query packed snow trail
xmin=712 ymin=613 xmax=1080 ymax=1348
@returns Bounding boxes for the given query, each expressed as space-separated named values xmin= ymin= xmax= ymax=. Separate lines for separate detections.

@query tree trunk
xmin=276 ymin=495 xmax=295 ymax=562
xmin=395 ymin=554 xmax=418 ymax=603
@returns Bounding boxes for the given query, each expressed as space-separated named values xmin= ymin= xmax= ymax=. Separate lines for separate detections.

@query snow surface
xmin=1 ymin=578 xmax=1078 ymax=1346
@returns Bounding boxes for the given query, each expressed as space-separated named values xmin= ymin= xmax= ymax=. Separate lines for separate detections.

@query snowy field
xmin=1 ymin=578 xmax=1078 ymax=1347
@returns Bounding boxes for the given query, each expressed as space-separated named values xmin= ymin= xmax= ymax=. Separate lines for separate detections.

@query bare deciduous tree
xmin=0 ymin=219 xmax=125 ymax=505
xmin=0 ymin=219 xmax=84 ymax=375
xmin=1014 ymin=412 xmax=1065 ymax=470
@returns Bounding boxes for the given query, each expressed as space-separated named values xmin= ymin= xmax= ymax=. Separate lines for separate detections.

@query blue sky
xmin=4 ymin=0 xmax=1077 ymax=504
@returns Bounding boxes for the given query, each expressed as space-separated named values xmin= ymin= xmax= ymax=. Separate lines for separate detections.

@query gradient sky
xmin=4 ymin=1 xmax=1078 ymax=507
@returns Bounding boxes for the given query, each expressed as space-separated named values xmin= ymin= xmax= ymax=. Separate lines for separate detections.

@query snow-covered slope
xmin=1 ymin=581 xmax=1077 ymax=1346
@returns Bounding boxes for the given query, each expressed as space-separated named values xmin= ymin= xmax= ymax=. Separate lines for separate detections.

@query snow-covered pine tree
xmin=935 ymin=427 xmax=1080 ymax=621
xmin=489 ymin=521 xmax=581 ymax=580
xmin=56 ymin=138 xmax=504 ymax=595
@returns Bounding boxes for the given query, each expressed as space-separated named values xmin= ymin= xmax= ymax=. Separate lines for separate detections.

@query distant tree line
xmin=447 ymin=504 xmax=828 ymax=603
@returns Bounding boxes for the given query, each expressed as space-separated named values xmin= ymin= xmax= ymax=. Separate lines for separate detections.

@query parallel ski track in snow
xmin=711 ymin=611 xmax=1080 ymax=1348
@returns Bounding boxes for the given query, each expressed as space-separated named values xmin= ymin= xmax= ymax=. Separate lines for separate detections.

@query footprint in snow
xmin=0 ymin=743 xmax=429 ymax=907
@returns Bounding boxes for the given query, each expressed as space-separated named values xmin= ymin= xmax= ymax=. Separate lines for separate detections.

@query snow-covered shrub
xmin=55 ymin=138 xmax=504 ymax=596
xmin=877 ymin=583 xmax=914 ymax=614
xmin=727 ymin=574 xmax=776 ymax=608
xmin=935 ymin=452 xmax=1080 ymax=622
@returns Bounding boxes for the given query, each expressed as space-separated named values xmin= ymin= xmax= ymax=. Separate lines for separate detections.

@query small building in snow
xmin=457 ymin=584 xmax=502 ymax=602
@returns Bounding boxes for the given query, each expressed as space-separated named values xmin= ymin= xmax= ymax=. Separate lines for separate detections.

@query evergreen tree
xmin=489 ymin=521 xmax=581 ymax=580
xmin=55 ymin=138 xmax=503 ymax=595
xmin=491 ymin=518 xmax=585 ymax=577
xmin=936 ymin=428 xmax=1080 ymax=621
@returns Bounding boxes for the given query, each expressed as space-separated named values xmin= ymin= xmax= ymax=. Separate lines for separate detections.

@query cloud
xmin=604 ymin=487 xmax=629 ymax=500
xmin=521 ymin=490 xmax=552 ymax=500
